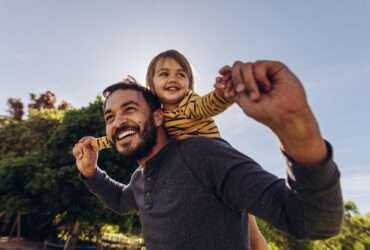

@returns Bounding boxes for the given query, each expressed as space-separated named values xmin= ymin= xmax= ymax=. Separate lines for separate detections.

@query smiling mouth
xmin=116 ymin=129 xmax=138 ymax=142
xmin=164 ymin=85 xmax=181 ymax=92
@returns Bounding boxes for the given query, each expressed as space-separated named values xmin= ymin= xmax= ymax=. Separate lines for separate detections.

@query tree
xmin=257 ymin=201 xmax=370 ymax=250
xmin=7 ymin=98 xmax=24 ymax=121
xmin=1 ymin=96 xmax=140 ymax=243
xmin=28 ymin=91 xmax=56 ymax=110
xmin=313 ymin=201 xmax=370 ymax=250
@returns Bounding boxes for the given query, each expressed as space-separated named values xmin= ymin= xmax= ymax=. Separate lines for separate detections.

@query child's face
xmin=152 ymin=57 xmax=190 ymax=109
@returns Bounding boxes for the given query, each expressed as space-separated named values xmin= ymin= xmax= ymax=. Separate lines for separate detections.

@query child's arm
xmin=249 ymin=215 xmax=269 ymax=250
xmin=183 ymin=76 xmax=234 ymax=119
xmin=91 ymin=136 xmax=111 ymax=151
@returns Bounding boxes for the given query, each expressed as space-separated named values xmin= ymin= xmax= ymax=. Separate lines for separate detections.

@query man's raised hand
xmin=72 ymin=136 xmax=99 ymax=178
xmin=220 ymin=60 xmax=327 ymax=166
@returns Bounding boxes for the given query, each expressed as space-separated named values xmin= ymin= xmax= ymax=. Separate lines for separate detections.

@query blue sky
xmin=1 ymin=0 xmax=369 ymax=213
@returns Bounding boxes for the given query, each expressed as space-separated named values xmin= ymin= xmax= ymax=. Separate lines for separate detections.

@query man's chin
xmin=115 ymin=143 xmax=137 ymax=156
xmin=115 ymin=141 xmax=144 ymax=160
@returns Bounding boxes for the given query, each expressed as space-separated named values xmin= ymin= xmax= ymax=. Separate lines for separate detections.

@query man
xmin=73 ymin=60 xmax=343 ymax=250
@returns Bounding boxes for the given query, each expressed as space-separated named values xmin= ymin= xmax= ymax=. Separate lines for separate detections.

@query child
xmin=93 ymin=50 xmax=268 ymax=249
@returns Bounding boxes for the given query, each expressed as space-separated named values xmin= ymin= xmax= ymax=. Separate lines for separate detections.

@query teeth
xmin=118 ymin=130 xmax=136 ymax=140
xmin=165 ymin=85 xmax=179 ymax=91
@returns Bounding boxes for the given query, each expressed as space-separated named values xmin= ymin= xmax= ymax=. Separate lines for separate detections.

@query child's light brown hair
xmin=146 ymin=49 xmax=194 ymax=92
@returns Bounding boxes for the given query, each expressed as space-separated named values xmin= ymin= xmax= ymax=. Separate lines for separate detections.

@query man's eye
xmin=126 ymin=107 xmax=136 ymax=112
xmin=105 ymin=115 xmax=113 ymax=123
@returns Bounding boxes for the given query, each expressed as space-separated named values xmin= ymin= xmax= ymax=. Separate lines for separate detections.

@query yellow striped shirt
xmin=93 ymin=90 xmax=231 ymax=150
xmin=163 ymin=90 xmax=231 ymax=139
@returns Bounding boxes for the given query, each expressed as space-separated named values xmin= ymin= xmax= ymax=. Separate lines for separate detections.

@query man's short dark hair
xmin=102 ymin=75 xmax=162 ymax=111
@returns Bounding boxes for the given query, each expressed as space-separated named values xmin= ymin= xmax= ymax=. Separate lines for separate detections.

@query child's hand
xmin=214 ymin=70 xmax=236 ymax=103
xmin=72 ymin=136 xmax=99 ymax=178
xmin=92 ymin=136 xmax=112 ymax=151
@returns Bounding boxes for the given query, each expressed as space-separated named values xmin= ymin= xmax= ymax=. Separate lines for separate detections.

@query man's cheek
xmin=106 ymin=125 xmax=113 ymax=142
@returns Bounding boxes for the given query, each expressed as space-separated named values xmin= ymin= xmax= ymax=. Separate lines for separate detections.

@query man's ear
xmin=153 ymin=109 xmax=164 ymax=127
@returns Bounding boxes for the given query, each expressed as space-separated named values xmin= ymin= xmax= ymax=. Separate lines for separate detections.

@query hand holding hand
xmin=72 ymin=136 xmax=99 ymax=178
xmin=219 ymin=60 xmax=327 ymax=166
xmin=214 ymin=72 xmax=236 ymax=103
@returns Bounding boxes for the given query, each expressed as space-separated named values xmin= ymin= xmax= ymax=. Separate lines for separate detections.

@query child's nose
xmin=168 ymin=75 xmax=178 ymax=82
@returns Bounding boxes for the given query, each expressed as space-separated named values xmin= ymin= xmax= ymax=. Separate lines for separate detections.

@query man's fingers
xmin=215 ymin=76 xmax=225 ymax=89
xmin=224 ymin=80 xmax=236 ymax=99
xmin=253 ymin=61 xmax=272 ymax=92
xmin=240 ymin=62 xmax=260 ymax=101
xmin=231 ymin=61 xmax=261 ymax=101
xmin=72 ymin=144 xmax=83 ymax=160
xmin=219 ymin=65 xmax=232 ymax=75
xmin=79 ymin=136 xmax=94 ymax=144
xmin=73 ymin=137 xmax=97 ymax=162
xmin=231 ymin=61 xmax=245 ymax=93
xmin=78 ymin=137 xmax=97 ymax=152
xmin=235 ymin=92 xmax=253 ymax=115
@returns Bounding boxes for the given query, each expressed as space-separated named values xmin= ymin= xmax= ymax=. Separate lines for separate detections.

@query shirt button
xmin=146 ymin=176 xmax=152 ymax=181
xmin=145 ymin=191 xmax=151 ymax=197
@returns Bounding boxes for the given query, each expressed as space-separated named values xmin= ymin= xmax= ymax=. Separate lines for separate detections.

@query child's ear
xmin=153 ymin=109 xmax=164 ymax=127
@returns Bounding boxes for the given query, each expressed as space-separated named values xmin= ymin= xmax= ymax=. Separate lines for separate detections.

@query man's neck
xmin=138 ymin=127 xmax=169 ymax=167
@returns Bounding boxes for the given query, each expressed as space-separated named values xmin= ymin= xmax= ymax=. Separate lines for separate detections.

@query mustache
xmin=112 ymin=123 xmax=140 ymax=143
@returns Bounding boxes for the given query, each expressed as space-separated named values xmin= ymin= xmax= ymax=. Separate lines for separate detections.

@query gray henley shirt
xmin=84 ymin=137 xmax=343 ymax=250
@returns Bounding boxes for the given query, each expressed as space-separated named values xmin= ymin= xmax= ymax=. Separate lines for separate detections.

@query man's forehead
xmin=104 ymin=89 xmax=147 ymax=110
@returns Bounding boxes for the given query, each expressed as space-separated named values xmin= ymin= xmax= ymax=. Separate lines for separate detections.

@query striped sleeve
xmin=183 ymin=91 xmax=232 ymax=119
xmin=92 ymin=136 xmax=112 ymax=151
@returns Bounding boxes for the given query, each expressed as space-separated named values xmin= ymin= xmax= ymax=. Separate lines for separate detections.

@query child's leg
xmin=248 ymin=214 xmax=269 ymax=250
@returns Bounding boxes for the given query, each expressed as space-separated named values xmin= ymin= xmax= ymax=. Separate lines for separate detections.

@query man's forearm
xmin=83 ymin=167 xmax=137 ymax=214
xmin=273 ymin=106 xmax=327 ymax=166
xmin=285 ymin=142 xmax=344 ymax=239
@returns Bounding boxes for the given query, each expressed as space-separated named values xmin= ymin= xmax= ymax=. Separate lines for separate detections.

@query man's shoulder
xmin=175 ymin=137 xmax=238 ymax=158
xmin=178 ymin=136 xmax=231 ymax=148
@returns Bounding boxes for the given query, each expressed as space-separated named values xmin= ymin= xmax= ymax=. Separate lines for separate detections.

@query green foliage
xmin=0 ymin=116 xmax=59 ymax=159
xmin=257 ymin=201 xmax=370 ymax=250
xmin=312 ymin=202 xmax=370 ymax=250
xmin=29 ymin=108 xmax=66 ymax=120
xmin=0 ymin=96 xmax=139 ymax=241
xmin=7 ymin=98 xmax=24 ymax=120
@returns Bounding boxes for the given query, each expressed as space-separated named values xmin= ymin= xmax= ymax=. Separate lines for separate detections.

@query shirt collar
xmin=143 ymin=139 xmax=178 ymax=177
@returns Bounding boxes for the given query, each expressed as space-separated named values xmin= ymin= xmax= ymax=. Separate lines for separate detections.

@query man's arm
xmin=180 ymin=137 xmax=342 ymax=240
xmin=219 ymin=60 xmax=327 ymax=166
xmin=82 ymin=167 xmax=138 ymax=214
xmin=224 ymin=141 xmax=342 ymax=239
xmin=215 ymin=60 xmax=343 ymax=238
xmin=72 ymin=136 xmax=137 ymax=214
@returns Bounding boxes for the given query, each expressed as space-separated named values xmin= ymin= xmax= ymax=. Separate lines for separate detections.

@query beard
xmin=112 ymin=114 xmax=157 ymax=162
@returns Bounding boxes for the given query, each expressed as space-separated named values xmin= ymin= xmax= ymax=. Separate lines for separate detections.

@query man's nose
xmin=112 ymin=115 xmax=128 ymax=129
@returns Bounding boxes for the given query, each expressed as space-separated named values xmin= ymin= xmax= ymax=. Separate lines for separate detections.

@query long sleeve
xmin=179 ymin=138 xmax=343 ymax=240
xmin=82 ymin=167 xmax=138 ymax=214
xmin=181 ymin=91 xmax=231 ymax=119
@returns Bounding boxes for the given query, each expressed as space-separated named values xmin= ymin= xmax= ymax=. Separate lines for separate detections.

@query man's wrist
xmin=273 ymin=109 xmax=327 ymax=166
xmin=81 ymin=167 xmax=97 ymax=179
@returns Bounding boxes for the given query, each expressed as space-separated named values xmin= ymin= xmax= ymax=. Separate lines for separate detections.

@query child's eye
xmin=158 ymin=72 xmax=168 ymax=77
xmin=178 ymin=72 xmax=187 ymax=78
